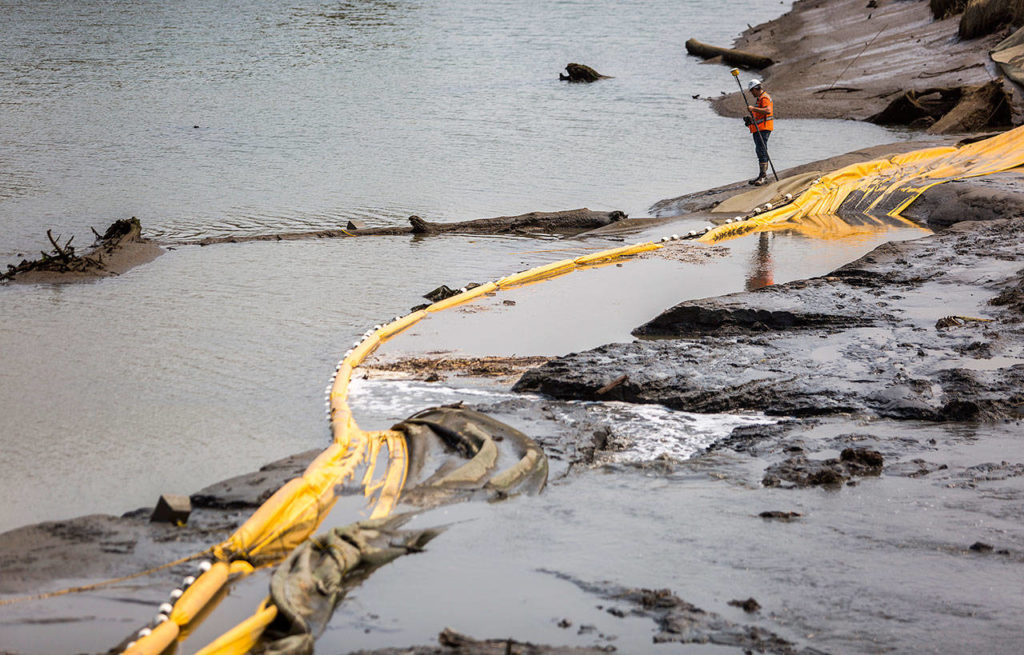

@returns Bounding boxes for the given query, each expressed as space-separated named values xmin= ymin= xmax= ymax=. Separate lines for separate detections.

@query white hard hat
xmin=748 ymin=79 xmax=762 ymax=90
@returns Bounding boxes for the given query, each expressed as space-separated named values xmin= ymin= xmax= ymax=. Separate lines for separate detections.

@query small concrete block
xmin=150 ymin=494 xmax=192 ymax=524
xmin=346 ymin=219 xmax=367 ymax=230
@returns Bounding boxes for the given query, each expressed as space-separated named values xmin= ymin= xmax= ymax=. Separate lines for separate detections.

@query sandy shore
xmin=2 ymin=1 xmax=1023 ymax=653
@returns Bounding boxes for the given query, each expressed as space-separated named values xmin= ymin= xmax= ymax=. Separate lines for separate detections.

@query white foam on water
xmin=350 ymin=378 xmax=774 ymax=463
xmin=348 ymin=378 xmax=527 ymax=427
xmin=566 ymin=401 xmax=775 ymax=464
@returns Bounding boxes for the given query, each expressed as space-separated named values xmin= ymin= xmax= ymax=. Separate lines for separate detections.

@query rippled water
xmin=0 ymin=0 xmax=911 ymax=252
xmin=0 ymin=0 xmax=923 ymax=535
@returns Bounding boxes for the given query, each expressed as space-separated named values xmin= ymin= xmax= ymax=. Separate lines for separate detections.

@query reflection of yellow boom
xmin=121 ymin=125 xmax=1024 ymax=655
xmin=739 ymin=211 xmax=928 ymax=243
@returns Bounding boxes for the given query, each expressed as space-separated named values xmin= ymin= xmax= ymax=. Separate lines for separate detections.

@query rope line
xmin=0 ymin=549 xmax=211 ymax=607
xmin=821 ymin=26 xmax=885 ymax=94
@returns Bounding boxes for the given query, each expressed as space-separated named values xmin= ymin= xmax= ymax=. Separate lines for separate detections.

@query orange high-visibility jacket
xmin=748 ymin=92 xmax=774 ymax=133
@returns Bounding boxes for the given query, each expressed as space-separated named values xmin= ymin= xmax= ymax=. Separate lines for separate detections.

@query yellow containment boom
xmin=701 ymin=125 xmax=1024 ymax=244
xmin=120 ymin=125 xmax=1024 ymax=655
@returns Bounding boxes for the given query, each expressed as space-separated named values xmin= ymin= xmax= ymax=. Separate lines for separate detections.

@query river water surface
xmin=0 ymin=1 xmax=924 ymax=539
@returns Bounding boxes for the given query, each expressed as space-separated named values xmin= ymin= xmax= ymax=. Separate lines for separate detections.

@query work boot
xmin=750 ymin=162 xmax=769 ymax=186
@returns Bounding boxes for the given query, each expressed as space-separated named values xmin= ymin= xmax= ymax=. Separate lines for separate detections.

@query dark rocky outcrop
xmin=352 ymin=628 xmax=615 ymax=655
xmin=633 ymin=299 xmax=873 ymax=338
xmin=515 ymin=217 xmax=1024 ymax=422
xmin=609 ymin=587 xmax=804 ymax=653
xmin=559 ymin=63 xmax=612 ymax=83
xmin=899 ymin=171 xmax=1024 ymax=227
xmin=762 ymin=447 xmax=884 ymax=488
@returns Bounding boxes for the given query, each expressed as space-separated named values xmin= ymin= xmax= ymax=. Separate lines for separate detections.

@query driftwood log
xmin=358 ymin=208 xmax=626 ymax=236
xmin=868 ymin=80 xmax=1011 ymax=133
xmin=559 ymin=63 xmax=612 ymax=83
xmin=195 ymin=209 xmax=627 ymax=244
xmin=684 ymin=39 xmax=774 ymax=70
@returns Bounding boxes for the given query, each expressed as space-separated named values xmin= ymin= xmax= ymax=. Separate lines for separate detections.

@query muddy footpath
xmin=3 ymin=0 xmax=1024 ymax=653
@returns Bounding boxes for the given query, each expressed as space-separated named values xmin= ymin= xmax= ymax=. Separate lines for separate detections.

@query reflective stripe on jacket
xmin=748 ymin=92 xmax=774 ymax=133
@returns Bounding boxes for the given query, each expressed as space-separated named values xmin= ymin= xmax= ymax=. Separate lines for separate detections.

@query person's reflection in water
xmin=745 ymin=232 xmax=774 ymax=290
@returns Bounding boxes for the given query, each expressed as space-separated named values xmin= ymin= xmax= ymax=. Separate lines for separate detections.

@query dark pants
xmin=752 ymin=130 xmax=771 ymax=164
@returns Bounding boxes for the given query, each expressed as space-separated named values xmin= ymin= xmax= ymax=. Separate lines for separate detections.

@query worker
xmin=745 ymin=79 xmax=774 ymax=186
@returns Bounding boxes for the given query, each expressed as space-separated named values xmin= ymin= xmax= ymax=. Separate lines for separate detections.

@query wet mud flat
xmin=516 ymin=216 xmax=1024 ymax=421
xmin=501 ymin=215 xmax=1024 ymax=651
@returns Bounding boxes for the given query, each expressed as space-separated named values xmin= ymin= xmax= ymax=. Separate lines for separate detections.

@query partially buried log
xmin=930 ymin=79 xmax=1013 ymax=133
xmin=868 ymin=87 xmax=963 ymax=128
xmin=559 ymin=62 xmax=612 ymax=83
xmin=348 ymin=208 xmax=627 ymax=236
xmin=684 ymin=38 xmax=774 ymax=70
xmin=868 ymin=80 xmax=1012 ymax=133
xmin=191 ymin=208 xmax=627 ymax=245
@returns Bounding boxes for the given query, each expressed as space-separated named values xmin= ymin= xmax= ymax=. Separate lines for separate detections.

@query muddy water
xmin=322 ymin=419 xmax=1024 ymax=655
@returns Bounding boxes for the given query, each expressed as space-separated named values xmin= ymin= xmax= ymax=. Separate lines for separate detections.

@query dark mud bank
xmin=0 ymin=449 xmax=317 ymax=595
xmin=516 ymin=216 xmax=1024 ymax=421
xmin=708 ymin=0 xmax=1022 ymax=128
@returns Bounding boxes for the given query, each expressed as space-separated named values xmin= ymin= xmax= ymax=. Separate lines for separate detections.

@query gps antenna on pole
xmin=731 ymin=68 xmax=779 ymax=182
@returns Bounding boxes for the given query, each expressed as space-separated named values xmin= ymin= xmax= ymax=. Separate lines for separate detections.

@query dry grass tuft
xmin=930 ymin=0 xmax=968 ymax=19
xmin=959 ymin=0 xmax=1024 ymax=39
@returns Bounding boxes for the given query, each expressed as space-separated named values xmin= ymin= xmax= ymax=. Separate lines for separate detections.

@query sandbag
xmin=992 ymin=25 xmax=1024 ymax=87
xmin=256 ymin=516 xmax=440 ymax=654
xmin=395 ymin=405 xmax=548 ymax=507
